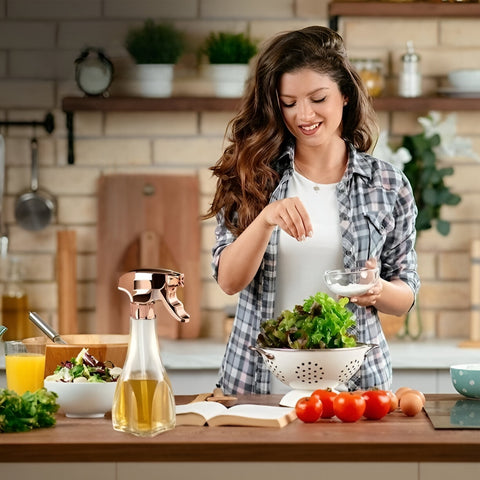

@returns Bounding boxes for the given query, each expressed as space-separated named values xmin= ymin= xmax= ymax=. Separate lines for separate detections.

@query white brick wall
xmin=0 ymin=0 xmax=479 ymax=340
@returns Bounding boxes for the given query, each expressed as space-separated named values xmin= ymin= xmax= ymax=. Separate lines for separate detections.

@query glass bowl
xmin=324 ymin=267 xmax=379 ymax=297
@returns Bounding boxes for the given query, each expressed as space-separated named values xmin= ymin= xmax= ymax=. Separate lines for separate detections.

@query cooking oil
xmin=112 ymin=378 xmax=175 ymax=436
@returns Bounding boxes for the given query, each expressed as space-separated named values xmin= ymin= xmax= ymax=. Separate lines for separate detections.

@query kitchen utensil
xmin=96 ymin=174 xmax=200 ymax=338
xmin=14 ymin=137 xmax=56 ymax=231
xmin=324 ymin=266 xmax=380 ymax=297
xmin=206 ymin=387 xmax=238 ymax=407
xmin=56 ymin=230 xmax=78 ymax=334
xmin=250 ymin=343 xmax=377 ymax=407
xmin=29 ymin=311 xmax=68 ymax=344
xmin=0 ymin=325 xmax=7 ymax=337
xmin=0 ymin=134 xmax=8 ymax=256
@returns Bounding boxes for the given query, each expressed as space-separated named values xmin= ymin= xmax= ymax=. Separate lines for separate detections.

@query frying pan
xmin=15 ymin=137 xmax=56 ymax=231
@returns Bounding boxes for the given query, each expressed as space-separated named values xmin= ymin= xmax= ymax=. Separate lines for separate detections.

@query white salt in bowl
xmin=324 ymin=266 xmax=380 ymax=297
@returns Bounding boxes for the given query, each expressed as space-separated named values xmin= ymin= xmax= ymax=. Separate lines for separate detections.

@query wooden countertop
xmin=1 ymin=394 xmax=479 ymax=463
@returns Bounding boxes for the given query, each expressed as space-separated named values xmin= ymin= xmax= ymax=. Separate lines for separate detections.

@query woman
xmin=203 ymin=26 xmax=420 ymax=394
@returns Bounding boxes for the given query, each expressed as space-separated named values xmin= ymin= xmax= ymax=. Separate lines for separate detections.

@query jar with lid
xmin=352 ymin=58 xmax=385 ymax=98
xmin=1 ymin=256 xmax=34 ymax=341
xmin=398 ymin=41 xmax=422 ymax=98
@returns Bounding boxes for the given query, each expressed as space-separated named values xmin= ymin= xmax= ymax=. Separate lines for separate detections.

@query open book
xmin=175 ymin=401 xmax=297 ymax=427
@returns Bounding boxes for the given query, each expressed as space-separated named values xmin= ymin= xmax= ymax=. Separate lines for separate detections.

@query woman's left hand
xmin=348 ymin=258 xmax=382 ymax=307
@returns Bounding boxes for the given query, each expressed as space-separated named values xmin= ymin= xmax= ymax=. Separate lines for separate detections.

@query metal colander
xmin=250 ymin=343 xmax=376 ymax=391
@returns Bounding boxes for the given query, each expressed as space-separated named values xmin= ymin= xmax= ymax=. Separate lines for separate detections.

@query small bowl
xmin=23 ymin=334 xmax=129 ymax=376
xmin=448 ymin=69 xmax=480 ymax=91
xmin=44 ymin=380 xmax=118 ymax=418
xmin=450 ymin=364 xmax=480 ymax=399
xmin=324 ymin=267 xmax=379 ymax=297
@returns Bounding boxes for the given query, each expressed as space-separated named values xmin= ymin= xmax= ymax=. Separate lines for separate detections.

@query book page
xmin=176 ymin=401 xmax=227 ymax=421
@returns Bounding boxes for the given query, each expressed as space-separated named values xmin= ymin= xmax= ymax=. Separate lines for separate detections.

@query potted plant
xmin=116 ymin=19 xmax=185 ymax=97
xmin=201 ymin=31 xmax=258 ymax=97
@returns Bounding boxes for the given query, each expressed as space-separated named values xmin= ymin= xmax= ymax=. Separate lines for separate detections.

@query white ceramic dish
xmin=44 ymin=380 xmax=118 ymax=418
xmin=448 ymin=69 xmax=480 ymax=90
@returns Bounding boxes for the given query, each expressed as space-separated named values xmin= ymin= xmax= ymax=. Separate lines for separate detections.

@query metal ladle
xmin=29 ymin=311 xmax=67 ymax=344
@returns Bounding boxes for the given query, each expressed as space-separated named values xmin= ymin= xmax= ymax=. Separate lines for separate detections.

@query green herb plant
xmin=201 ymin=31 xmax=258 ymax=64
xmin=257 ymin=292 xmax=357 ymax=349
xmin=125 ymin=19 xmax=185 ymax=64
xmin=0 ymin=388 xmax=59 ymax=433
xmin=402 ymin=132 xmax=460 ymax=236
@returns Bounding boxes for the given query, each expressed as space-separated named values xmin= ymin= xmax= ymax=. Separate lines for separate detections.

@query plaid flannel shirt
xmin=212 ymin=143 xmax=420 ymax=394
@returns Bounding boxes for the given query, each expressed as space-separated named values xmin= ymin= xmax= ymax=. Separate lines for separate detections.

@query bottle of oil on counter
xmin=398 ymin=41 xmax=422 ymax=98
xmin=1 ymin=256 xmax=34 ymax=341
xmin=112 ymin=269 xmax=190 ymax=437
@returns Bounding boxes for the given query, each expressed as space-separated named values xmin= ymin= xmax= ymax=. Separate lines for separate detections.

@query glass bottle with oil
xmin=1 ymin=256 xmax=35 ymax=341
xmin=112 ymin=269 xmax=190 ymax=437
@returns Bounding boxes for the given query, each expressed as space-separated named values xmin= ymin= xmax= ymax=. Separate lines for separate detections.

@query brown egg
xmin=395 ymin=386 xmax=412 ymax=400
xmin=400 ymin=392 xmax=424 ymax=417
xmin=386 ymin=390 xmax=399 ymax=412
xmin=408 ymin=389 xmax=426 ymax=405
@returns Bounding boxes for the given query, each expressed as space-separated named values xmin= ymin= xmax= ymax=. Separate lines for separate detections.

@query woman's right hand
xmin=261 ymin=196 xmax=313 ymax=242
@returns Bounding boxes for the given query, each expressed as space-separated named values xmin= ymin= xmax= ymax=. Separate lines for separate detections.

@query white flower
xmin=418 ymin=111 xmax=479 ymax=161
xmin=373 ymin=130 xmax=412 ymax=170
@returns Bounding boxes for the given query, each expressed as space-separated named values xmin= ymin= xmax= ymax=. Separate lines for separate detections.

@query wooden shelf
xmin=61 ymin=96 xmax=241 ymax=113
xmin=61 ymin=94 xmax=480 ymax=164
xmin=328 ymin=1 xmax=480 ymax=30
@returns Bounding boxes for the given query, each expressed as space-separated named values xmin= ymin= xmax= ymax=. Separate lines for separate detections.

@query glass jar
xmin=352 ymin=58 xmax=385 ymax=98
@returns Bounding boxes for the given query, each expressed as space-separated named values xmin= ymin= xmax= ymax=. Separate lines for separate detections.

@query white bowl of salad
xmin=44 ymin=348 xmax=122 ymax=418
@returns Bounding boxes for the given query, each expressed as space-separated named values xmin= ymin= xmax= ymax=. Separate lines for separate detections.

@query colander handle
xmin=248 ymin=345 xmax=275 ymax=360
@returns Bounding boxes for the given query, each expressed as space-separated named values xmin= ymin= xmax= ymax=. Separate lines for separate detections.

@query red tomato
xmin=333 ymin=392 xmax=366 ymax=423
xmin=311 ymin=389 xmax=338 ymax=419
xmin=362 ymin=389 xmax=391 ymax=420
xmin=295 ymin=396 xmax=323 ymax=423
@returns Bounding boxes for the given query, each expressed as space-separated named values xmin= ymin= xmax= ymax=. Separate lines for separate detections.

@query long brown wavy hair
xmin=203 ymin=25 xmax=378 ymax=237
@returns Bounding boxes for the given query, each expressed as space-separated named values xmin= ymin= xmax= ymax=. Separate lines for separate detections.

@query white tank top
xmin=274 ymin=169 xmax=344 ymax=317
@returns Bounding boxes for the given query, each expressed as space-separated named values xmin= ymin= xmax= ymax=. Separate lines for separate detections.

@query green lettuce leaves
xmin=257 ymin=292 xmax=357 ymax=349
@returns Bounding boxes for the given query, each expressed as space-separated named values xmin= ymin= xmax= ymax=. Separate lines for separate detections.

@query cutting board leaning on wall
xmin=96 ymin=174 xmax=201 ymax=339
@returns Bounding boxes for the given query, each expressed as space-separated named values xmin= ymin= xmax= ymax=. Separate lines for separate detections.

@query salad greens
xmin=0 ymin=388 xmax=59 ymax=433
xmin=257 ymin=292 xmax=357 ymax=349
xmin=45 ymin=348 xmax=122 ymax=383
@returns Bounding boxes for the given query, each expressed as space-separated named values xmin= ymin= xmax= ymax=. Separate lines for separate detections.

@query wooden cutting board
xmin=96 ymin=174 xmax=201 ymax=338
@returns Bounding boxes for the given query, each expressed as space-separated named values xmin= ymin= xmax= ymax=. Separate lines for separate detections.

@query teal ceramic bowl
xmin=450 ymin=364 xmax=480 ymax=399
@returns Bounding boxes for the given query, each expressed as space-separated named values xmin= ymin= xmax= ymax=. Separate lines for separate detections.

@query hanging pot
xmin=15 ymin=137 xmax=56 ymax=231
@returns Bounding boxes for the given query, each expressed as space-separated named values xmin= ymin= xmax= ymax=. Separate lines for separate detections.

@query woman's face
xmin=278 ymin=68 xmax=346 ymax=148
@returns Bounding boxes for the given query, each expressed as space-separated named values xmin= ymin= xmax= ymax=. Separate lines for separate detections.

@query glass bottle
xmin=1 ymin=256 xmax=34 ymax=341
xmin=112 ymin=269 xmax=190 ymax=437
xmin=398 ymin=41 xmax=422 ymax=98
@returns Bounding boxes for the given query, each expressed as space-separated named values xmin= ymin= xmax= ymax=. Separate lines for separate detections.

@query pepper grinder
xmin=398 ymin=41 xmax=422 ymax=98
xmin=112 ymin=268 xmax=190 ymax=437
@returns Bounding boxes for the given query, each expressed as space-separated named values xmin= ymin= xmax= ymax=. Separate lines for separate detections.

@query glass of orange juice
xmin=5 ymin=340 xmax=46 ymax=395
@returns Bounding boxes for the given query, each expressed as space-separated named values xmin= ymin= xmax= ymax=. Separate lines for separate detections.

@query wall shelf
xmin=61 ymin=94 xmax=480 ymax=164
xmin=329 ymin=1 xmax=480 ymax=30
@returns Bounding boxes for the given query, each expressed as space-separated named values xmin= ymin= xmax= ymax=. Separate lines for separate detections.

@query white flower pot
xmin=207 ymin=64 xmax=249 ymax=98
xmin=111 ymin=64 xmax=174 ymax=97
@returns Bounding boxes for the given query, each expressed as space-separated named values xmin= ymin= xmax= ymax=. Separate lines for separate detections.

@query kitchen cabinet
xmin=1 ymin=393 xmax=480 ymax=480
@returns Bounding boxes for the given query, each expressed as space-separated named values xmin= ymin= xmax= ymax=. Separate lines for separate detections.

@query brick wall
xmin=0 ymin=0 xmax=479 ymax=341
